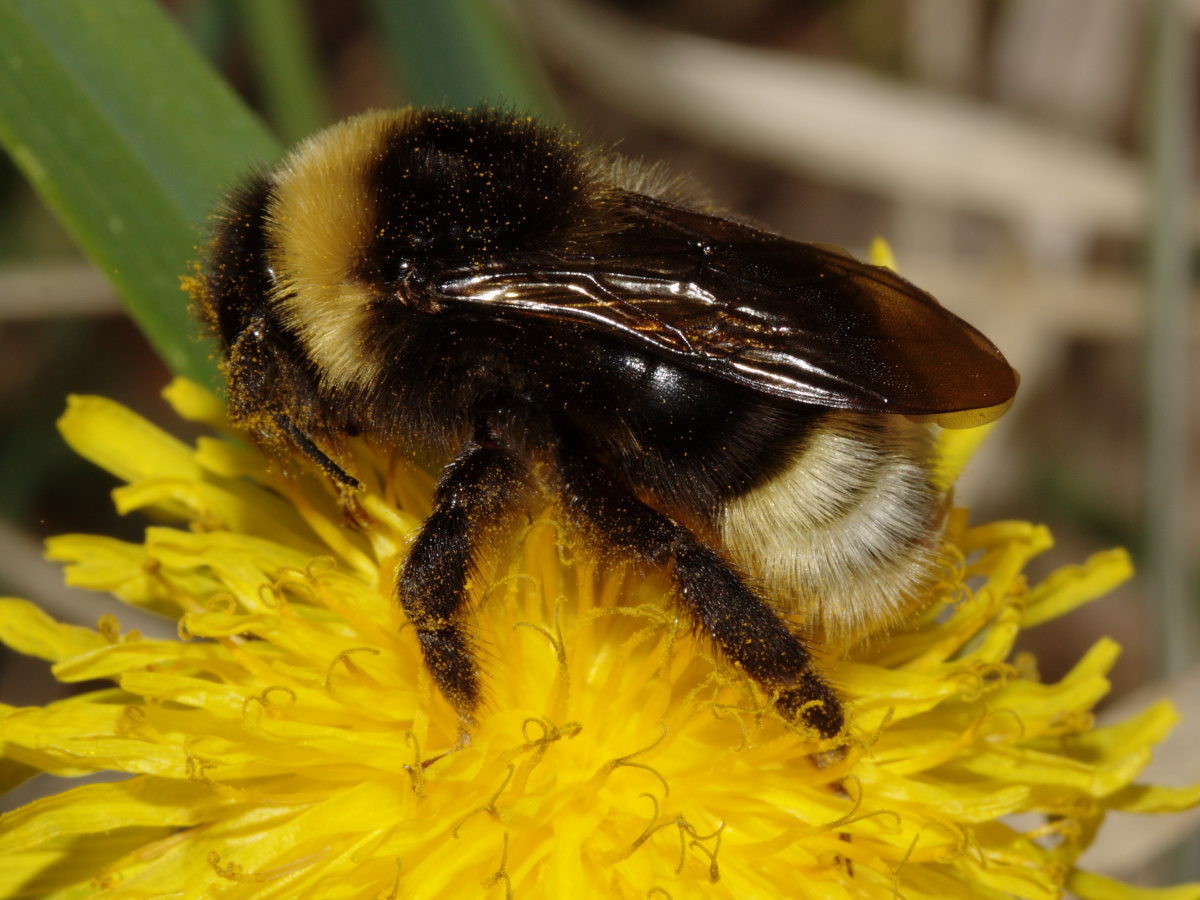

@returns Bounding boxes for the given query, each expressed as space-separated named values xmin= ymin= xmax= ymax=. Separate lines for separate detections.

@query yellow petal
xmin=868 ymin=236 xmax=897 ymax=269
xmin=1106 ymin=781 xmax=1200 ymax=815
xmin=161 ymin=375 xmax=228 ymax=429
xmin=933 ymin=421 xmax=997 ymax=491
xmin=0 ymin=598 xmax=107 ymax=662
xmin=1022 ymin=548 xmax=1134 ymax=628
xmin=0 ymin=777 xmax=223 ymax=854
xmin=57 ymin=394 xmax=202 ymax=485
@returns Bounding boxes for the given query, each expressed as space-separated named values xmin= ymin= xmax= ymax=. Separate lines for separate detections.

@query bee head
xmin=193 ymin=170 xmax=327 ymax=452
xmin=195 ymin=173 xmax=275 ymax=353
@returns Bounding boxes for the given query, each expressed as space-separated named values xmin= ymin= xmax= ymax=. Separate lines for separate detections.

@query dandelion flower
xmin=0 ymin=379 xmax=1197 ymax=900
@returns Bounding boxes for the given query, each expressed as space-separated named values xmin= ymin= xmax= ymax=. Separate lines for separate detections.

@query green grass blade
xmin=238 ymin=0 xmax=332 ymax=143
xmin=367 ymin=0 xmax=556 ymax=117
xmin=0 ymin=0 xmax=281 ymax=388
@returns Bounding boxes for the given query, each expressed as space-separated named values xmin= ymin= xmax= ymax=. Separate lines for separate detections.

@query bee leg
xmin=397 ymin=433 xmax=532 ymax=724
xmin=557 ymin=453 xmax=843 ymax=738
xmin=274 ymin=413 xmax=362 ymax=489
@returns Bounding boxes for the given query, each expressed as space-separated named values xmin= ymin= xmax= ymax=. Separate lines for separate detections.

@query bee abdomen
xmin=719 ymin=412 xmax=946 ymax=647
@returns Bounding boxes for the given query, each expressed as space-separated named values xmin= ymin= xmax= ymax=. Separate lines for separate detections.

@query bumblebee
xmin=195 ymin=107 xmax=1017 ymax=738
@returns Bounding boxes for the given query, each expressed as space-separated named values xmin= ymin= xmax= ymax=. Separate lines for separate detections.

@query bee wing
xmin=435 ymin=196 xmax=1017 ymax=426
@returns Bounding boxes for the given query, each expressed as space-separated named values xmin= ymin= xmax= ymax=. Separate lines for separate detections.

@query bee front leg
xmin=556 ymin=452 xmax=844 ymax=738
xmin=398 ymin=432 xmax=532 ymax=725
xmin=274 ymin=413 xmax=362 ymax=489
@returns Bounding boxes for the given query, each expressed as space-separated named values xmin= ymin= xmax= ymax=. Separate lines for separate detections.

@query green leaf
xmin=367 ymin=0 xmax=556 ymax=118
xmin=237 ymin=0 xmax=332 ymax=144
xmin=0 ymin=0 xmax=281 ymax=389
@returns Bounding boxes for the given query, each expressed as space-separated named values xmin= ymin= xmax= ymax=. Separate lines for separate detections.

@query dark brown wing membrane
xmin=434 ymin=195 xmax=1017 ymax=425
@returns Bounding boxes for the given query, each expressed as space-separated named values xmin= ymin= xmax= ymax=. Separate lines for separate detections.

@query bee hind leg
xmin=555 ymin=450 xmax=844 ymax=739
xmin=397 ymin=429 xmax=533 ymax=725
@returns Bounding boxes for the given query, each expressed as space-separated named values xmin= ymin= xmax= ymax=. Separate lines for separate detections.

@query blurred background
xmin=0 ymin=0 xmax=1197 ymax=884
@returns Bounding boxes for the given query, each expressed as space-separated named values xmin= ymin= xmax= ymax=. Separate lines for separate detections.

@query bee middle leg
xmin=397 ymin=431 xmax=532 ymax=724
xmin=556 ymin=452 xmax=844 ymax=738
